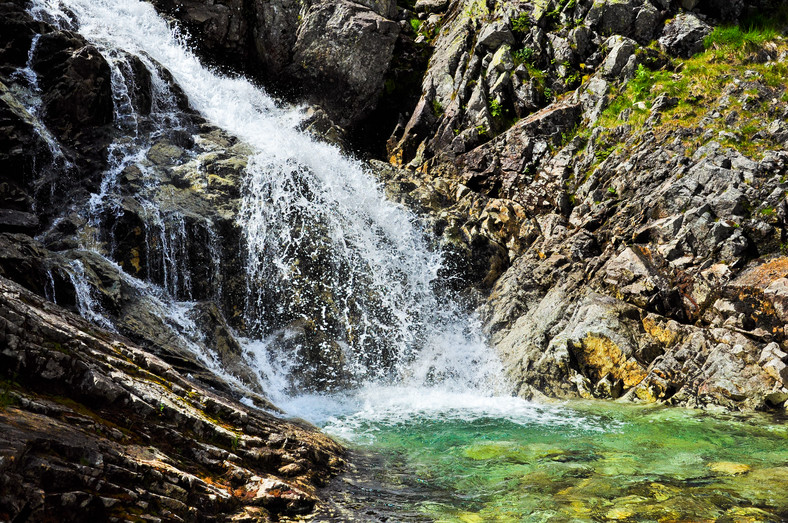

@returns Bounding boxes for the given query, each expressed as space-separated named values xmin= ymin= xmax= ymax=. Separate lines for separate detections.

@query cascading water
xmin=29 ymin=0 xmax=506 ymax=403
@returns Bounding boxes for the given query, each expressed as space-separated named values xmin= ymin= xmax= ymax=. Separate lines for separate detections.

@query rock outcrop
xmin=0 ymin=3 xmax=347 ymax=518
xmin=367 ymin=0 xmax=788 ymax=412
xmin=0 ymin=276 xmax=344 ymax=522
xmin=284 ymin=1 xmax=400 ymax=128
xmin=150 ymin=0 xmax=401 ymax=128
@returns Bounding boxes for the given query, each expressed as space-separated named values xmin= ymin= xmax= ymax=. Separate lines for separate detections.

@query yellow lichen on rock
xmin=129 ymin=248 xmax=141 ymax=273
xmin=578 ymin=334 xmax=647 ymax=388
xmin=642 ymin=315 xmax=680 ymax=346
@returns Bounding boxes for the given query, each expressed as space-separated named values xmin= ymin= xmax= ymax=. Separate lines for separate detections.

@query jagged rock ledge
xmin=0 ymin=275 xmax=344 ymax=522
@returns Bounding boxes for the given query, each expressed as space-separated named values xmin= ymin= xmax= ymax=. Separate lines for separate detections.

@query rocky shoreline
xmin=0 ymin=275 xmax=344 ymax=521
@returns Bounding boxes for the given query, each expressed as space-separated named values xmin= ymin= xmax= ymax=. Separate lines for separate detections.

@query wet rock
xmin=0 ymin=2 xmax=48 ymax=76
xmin=297 ymin=106 xmax=348 ymax=150
xmin=188 ymin=301 xmax=263 ymax=392
xmin=149 ymin=0 xmax=249 ymax=69
xmin=33 ymin=31 xmax=113 ymax=143
xmin=370 ymin=160 xmax=517 ymax=299
xmin=150 ymin=0 xmax=400 ymax=132
xmin=0 ymin=81 xmax=52 ymax=219
xmin=0 ymin=207 xmax=37 ymax=233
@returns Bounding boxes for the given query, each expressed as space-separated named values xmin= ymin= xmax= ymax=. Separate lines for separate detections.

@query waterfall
xmin=29 ymin=0 xmax=508 ymax=418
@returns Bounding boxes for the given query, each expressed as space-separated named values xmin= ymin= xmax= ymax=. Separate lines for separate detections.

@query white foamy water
xmin=30 ymin=0 xmax=512 ymax=424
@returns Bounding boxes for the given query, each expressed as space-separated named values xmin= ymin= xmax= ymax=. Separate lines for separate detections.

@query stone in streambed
xmin=707 ymin=461 xmax=751 ymax=476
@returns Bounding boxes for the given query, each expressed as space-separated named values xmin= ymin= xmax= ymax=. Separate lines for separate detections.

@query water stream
xmin=25 ymin=0 xmax=788 ymax=520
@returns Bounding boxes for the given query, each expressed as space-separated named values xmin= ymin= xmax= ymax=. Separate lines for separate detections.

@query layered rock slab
xmin=0 ymin=275 xmax=344 ymax=522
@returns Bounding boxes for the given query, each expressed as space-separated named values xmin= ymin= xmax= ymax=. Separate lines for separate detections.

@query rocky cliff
xmin=148 ymin=0 xmax=788 ymax=412
xmin=378 ymin=0 xmax=788 ymax=412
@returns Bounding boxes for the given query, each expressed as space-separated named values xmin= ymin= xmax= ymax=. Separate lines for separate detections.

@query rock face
xmin=658 ymin=12 xmax=712 ymax=59
xmin=285 ymin=1 xmax=400 ymax=127
xmin=0 ymin=3 xmax=113 ymax=229
xmin=367 ymin=0 xmax=788 ymax=412
xmin=0 ymin=276 xmax=344 ymax=522
xmin=150 ymin=0 xmax=401 ymax=128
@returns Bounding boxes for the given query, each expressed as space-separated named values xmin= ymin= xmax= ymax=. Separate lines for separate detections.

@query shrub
xmin=512 ymin=47 xmax=535 ymax=66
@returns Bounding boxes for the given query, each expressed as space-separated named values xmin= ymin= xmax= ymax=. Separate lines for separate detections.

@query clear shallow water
xmin=316 ymin=394 xmax=788 ymax=522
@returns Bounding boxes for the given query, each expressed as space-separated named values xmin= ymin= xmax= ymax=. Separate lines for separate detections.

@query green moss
xmin=512 ymin=13 xmax=531 ymax=35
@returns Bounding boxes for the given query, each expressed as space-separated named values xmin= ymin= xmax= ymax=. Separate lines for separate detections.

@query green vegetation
xmin=488 ymin=98 xmax=503 ymax=118
xmin=512 ymin=47 xmax=535 ymax=66
xmin=595 ymin=144 xmax=615 ymax=162
xmin=511 ymin=13 xmax=530 ymax=35
xmin=761 ymin=206 xmax=776 ymax=216
xmin=0 ymin=389 xmax=18 ymax=409
xmin=431 ymin=98 xmax=444 ymax=117
xmin=409 ymin=18 xmax=421 ymax=33
xmin=704 ymin=26 xmax=777 ymax=51
xmin=590 ymin=17 xmax=788 ymax=160
xmin=704 ymin=5 xmax=788 ymax=53
xmin=0 ymin=378 xmax=20 ymax=410
xmin=560 ymin=123 xmax=581 ymax=147
xmin=543 ymin=87 xmax=553 ymax=101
